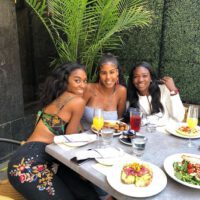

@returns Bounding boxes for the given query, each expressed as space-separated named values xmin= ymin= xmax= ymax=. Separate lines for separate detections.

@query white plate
xmin=54 ymin=134 xmax=96 ymax=147
xmin=91 ymin=120 xmax=128 ymax=136
xmin=95 ymin=157 xmax=119 ymax=166
xmin=63 ymin=141 xmax=91 ymax=147
xmin=164 ymin=153 xmax=200 ymax=189
xmin=95 ymin=148 xmax=124 ymax=166
xmin=119 ymin=135 xmax=132 ymax=146
xmin=166 ymin=123 xmax=200 ymax=139
xmin=107 ymin=159 xmax=167 ymax=197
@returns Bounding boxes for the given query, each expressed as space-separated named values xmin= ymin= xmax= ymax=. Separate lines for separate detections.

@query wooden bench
xmin=0 ymin=179 xmax=26 ymax=200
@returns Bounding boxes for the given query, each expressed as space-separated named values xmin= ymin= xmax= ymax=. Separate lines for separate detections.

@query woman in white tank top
xmin=82 ymin=53 xmax=127 ymax=130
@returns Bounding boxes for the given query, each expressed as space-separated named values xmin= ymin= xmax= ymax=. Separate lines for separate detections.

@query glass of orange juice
xmin=186 ymin=105 xmax=199 ymax=147
xmin=93 ymin=108 xmax=104 ymax=147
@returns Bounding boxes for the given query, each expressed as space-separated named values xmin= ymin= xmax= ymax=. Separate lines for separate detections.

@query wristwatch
xmin=170 ymin=89 xmax=179 ymax=96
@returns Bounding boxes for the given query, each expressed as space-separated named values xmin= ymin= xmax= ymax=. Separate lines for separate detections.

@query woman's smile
xmin=133 ymin=66 xmax=152 ymax=95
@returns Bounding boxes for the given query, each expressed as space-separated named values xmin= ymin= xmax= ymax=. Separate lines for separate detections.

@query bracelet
xmin=170 ymin=89 xmax=179 ymax=96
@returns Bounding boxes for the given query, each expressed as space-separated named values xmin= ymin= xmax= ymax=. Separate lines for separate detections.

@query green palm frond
xmin=25 ymin=0 xmax=153 ymax=80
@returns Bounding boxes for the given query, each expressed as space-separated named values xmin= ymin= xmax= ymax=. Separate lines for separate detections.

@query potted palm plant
xmin=25 ymin=0 xmax=152 ymax=80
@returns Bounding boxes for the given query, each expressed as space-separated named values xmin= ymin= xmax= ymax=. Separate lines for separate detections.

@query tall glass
xmin=130 ymin=108 xmax=142 ymax=132
xmin=186 ymin=105 xmax=199 ymax=147
xmin=92 ymin=108 xmax=104 ymax=147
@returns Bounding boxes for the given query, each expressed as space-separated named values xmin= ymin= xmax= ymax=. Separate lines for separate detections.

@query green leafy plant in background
xmin=25 ymin=0 xmax=152 ymax=81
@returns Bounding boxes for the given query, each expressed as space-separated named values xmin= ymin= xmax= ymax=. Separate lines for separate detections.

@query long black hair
xmin=96 ymin=53 xmax=126 ymax=87
xmin=127 ymin=61 xmax=164 ymax=114
xmin=40 ymin=62 xmax=86 ymax=107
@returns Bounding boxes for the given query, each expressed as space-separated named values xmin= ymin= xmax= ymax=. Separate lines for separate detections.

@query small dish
xmin=122 ymin=130 xmax=136 ymax=140
xmin=119 ymin=133 xmax=145 ymax=146
xmin=119 ymin=134 xmax=132 ymax=146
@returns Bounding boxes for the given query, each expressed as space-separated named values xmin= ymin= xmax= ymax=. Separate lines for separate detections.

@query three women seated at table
xmin=7 ymin=55 xmax=185 ymax=200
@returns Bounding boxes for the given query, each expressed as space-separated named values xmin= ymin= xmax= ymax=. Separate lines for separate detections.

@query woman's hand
xmin=161 ymin=76 xmax=178 ymax=91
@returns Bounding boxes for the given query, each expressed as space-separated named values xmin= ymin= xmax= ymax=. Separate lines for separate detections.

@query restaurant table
xmin=46 ymin=128 xmax=200 ymax=200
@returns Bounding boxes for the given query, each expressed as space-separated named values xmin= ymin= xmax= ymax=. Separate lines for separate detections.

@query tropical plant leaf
xmin=25 ymin=0 xmax=153 ymax=80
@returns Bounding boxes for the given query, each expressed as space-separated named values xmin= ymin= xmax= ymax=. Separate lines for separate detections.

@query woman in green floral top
xmin=7 ymin=63 xmax=100 ymax=200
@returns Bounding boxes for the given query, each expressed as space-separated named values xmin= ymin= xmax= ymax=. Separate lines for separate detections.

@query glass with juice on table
xmin=130 ymin=108 xmax=142 ymax=132
xmin=186 ymin=105 xmax=199 ymax=147
xmin=92 ymin=108 xmax=104 ymax=147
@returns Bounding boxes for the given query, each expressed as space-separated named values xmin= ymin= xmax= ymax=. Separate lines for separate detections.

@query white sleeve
xmin=161 ymin=85 xmax=185 ymax=122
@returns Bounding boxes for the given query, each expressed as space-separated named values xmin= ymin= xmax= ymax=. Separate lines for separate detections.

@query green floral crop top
xmin=36 ymin=110 xmax=68 ymax=136
xmin=35 ymin=96 xmax=76 ymax=136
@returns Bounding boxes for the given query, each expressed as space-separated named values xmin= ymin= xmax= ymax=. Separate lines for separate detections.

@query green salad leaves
xmin=173 ymin=160 xmax=200 ymax=186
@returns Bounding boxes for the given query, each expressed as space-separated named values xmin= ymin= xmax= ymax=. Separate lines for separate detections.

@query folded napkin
xmin=75 ymin=147 xmax=122 ymax=160
xmin=54 ymin=133 xmax=96 ymax=144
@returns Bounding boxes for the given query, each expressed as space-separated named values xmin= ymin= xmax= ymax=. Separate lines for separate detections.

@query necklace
xmin=146 ymin=95 xmax=152 ymax=114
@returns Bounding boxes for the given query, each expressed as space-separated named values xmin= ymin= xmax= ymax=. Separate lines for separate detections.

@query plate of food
xmin=107 ymin=159 xmax=167 ymax=197
xmin=166 ymin=123 xmax=200 ymax=139
xmin=91 ymin=120 xmax=129 ymax=136
xmin=164 ymin=153 xmax=200 ymax=189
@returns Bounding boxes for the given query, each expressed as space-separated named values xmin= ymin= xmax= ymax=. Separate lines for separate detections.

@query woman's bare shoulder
xmin=85 ymin=83 xmax=97 ymax=93
xmin=62 ymin=96 xmax=85 ymax=114
xmin=71 ymin=96 xmax=85 ymax=105
xmin=60 ymin=95 xmax=85 ymax=109
xmin=116 ymin=84 xmax=127 ymax=94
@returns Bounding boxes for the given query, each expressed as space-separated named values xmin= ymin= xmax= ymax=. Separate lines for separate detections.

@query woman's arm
xmin=117 ymin=86 xmax=127 ymax=118
xmin=161 ymin=76 xmax=178 ymax=92
xmin=169 ymin=94 xmax=185 ymax=122
xmin=161 ymin=82 xmax=185 ymax=122
xmin=65 ymin=97 xmax=86 ymax=134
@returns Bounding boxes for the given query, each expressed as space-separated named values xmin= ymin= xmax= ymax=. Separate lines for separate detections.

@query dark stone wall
xmin=0 ymin=0 xmax=29 ymax=163
xmin=0 ymin=114 xmax=35 ymax=163
xmin=16 ymin=7 xmax=55 ymax=105
xmin=31 ymin=15 xmax=55 ymax=87
xmin=16 ymin=7 xmax=36 ymax=104
xmin=0 ymin=0 xmax=24 ymax=124
xmin=0 ymin=1 xmax=54 ymax=164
